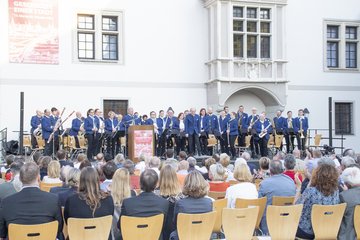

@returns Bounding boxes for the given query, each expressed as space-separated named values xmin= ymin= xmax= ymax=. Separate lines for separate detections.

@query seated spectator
xmin=114 ymin=153 xmax=125 ymax=168
xmin=166 ymin=149 xmax=175 ymax=159
xmin=123 ymin=160 xmax=140 ymax=190
xmin=177 ymin=160 xmax=189 ymax=175
xmin=42 ymin=160 xmax=62 ymax=184
xmin=242 ymin=151 xmax=258 ymax=174
xmin=0 ymin=161 xmax=23 ymax=202
xmin=258 ymin=160 xmax=296 ymax=234
xmin=338 ymin=167 xmax=360 ymax=240
xmin=110 ymin=168 xmax=135 ymax=240
xmin=187 ymin=157 xmax=199 ymax=173
xmin=93 ymin=153 xmax=105 ymax=168
xmin=226 ymin=164 xmax=258 ymax=208
xmin=253 ymin=157 xmax=270 ymax=181
xmin=178 ymin=151 xmax=187 ymax=161
xmin=283 ymin=154 xmax=303 ymax=183
xmin=79 ymin=159 xmax=92 ymax=170
xmin=39 ymin=156 xmax=52 ymax=180
xmin=74 ymin=154 xmax=87 ymax=169
xmin=100 ymin=161 xmax=118 ymax=192
xmin=135 ymin=154 xmax=148 ymax=173
xmin=198 ymin=158 xmax=208 ymax=174
xmin=56 ymin=150 xmax=74 ymax=168
xmin=0 ymin=162 xmax=63 ymax=239
xmin=1 ymin=155 xmax=15 ymax=181
xmin=208 ymin=164 xmax=230 ymax=192
xmin=341 ymin=156 xmax=356 ymax=171
xmin=157 ymin=165 xmax=185 ymax=240
xmin=58 ymin=168 xmax=81 ymax=207
xmin=295 ymin=164 xmax=340 ymax=239
xmin=163 ymin=159 xmax=185 ymax=187
xmin=170 ymin=171 xmax=212 ymax=240
xmin=32 ymin=151 xmax=42 ymax=165
xmin=149 ymin=157 xmax=161 ymax=176
xmin=64 ymin=167 xmax=114 ymax=239
xmin=219 ymin=153 xmax=234 ymax=181
xmin=119 ymin=169 xmax=169 ymax=239
xmin=50 ymin=165 xmax=73 ymax=194
xmin=202 ymin=158 xmax=216 ymax=181
xmin=293 ymin=148 xmax=306 ymax=171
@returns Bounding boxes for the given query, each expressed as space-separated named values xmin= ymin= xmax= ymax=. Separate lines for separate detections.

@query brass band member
xmin=295 ymin=109 xmax=309 ymax=152
xmin=199 ymin=108 xmax=209 ymax=155
xmin=30 ymin=110 xmax=43 ymax=148
xmin=174 ymin=112 xmax=186 ymax=155
xmin=144 ymin=111 xmax=159 ymax=156
xmin=94 ymin=109 xmax=104 ymax=154
xmin=105 ymin=111 xmax=120 ymax=158
xmin=273 ymin=110 xmax=286 ymax=150
xmin=284 ymin=111 xmax=295 ymax=153
xmin=247 ymin=107 xmax=259 ymax=158
xmin=41 ymin=109 xmax=53 ymax=156
xmin=254 ymin=113 xmax=273 ymax=157
xmin=69 ymin=111 xmax=83 ymax=148
xmin=84 ymin=109 xmax=99 ymax=160
xmin=237 ymin=105 xmax=248 ymax=147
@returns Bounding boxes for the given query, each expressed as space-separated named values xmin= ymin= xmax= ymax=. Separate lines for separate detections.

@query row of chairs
xmin=9 ymin=203 xmax=356 ymax=240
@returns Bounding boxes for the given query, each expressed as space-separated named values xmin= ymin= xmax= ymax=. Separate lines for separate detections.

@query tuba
xmin=33 ymin=127 xmax=42 ymax=137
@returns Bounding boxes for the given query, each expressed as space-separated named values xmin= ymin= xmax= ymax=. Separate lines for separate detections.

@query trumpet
xmin=299 ymin=119 xmax=305 ymax=139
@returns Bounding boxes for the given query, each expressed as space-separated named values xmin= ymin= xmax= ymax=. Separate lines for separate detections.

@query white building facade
xmin=0 ymin=0 xmax=359 ymax=151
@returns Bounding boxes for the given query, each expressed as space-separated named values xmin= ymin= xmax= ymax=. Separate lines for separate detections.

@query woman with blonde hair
xmin=208 ymin=163 xmax=230 ymax=192
xmin=42 ymin=160 xmax=62 ymax=183
xmin=225 ymin=163 xmax=258 ymax=208
xmin=58 ymin=168 xmax=81 ymax=206
xmin=110 ymin=168 xmax=135 ymax=240
xmin=64 ymin=167 xmax=114 ymax=239
xmin=170 ymin=171 xmax=212 ymax=240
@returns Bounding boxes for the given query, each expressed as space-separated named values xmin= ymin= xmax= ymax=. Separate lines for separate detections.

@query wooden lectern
xmin=128 ymin=125 xmax=155 ymax=163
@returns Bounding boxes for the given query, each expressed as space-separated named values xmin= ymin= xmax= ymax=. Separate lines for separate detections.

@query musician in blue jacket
xmin=218 ymin=110 xmax=229 ymax=155
xmin=185 ymin=108 xmax=201 ymax=156
xmin=173 ymin=112 xmax=186 ymax=155
xmin=254 ymin=113 xmax=273 ymax=157
xmin=163 ymin=108 xmax=177 ymax=149
xmin=94 ymin=109 xmax=104 ymax=155
xmin=30 ymin=110 xmax=42 ymax=148
xmin=50 ymin=107 xmax=60 ymax=154
xmin=69 ymin=111 xmax=83 ymax=148
xmin=122 ymin=107 xmax=136 ymax=156
xmin=145 ymin=111 xmax=160 ymax=156
xmin=227 ymin=112 xmax=238 ymax=159
xmin=284 ymin=111 xmax=295 ymax=153
xmin=247 ymin=107 xmax=259 ymax=157
xmin=237 ymin=105 xmax=248 ymax=147
xmin=41 ymin=109 xmax=54 ymax=156
xmin=84 ymin=109 xmax=98 ymax=160
xmin=294 ymin=109 xmax=309 ymax=152
xmin=206 ymin=107 xmax=218 ymax=135
xmin=199 ymin=108 xmax=209 ymax=155
xmin=105 ymin=111 xmax=119 ymax=158
xmin=273 ymin=110 xmax=286 ymax=135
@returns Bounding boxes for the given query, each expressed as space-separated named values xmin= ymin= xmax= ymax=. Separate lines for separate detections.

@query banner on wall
xmin=133 ymin=130 xmax=154 ymax=158
xmin=8 ymin=0 xmax=59 ymax=64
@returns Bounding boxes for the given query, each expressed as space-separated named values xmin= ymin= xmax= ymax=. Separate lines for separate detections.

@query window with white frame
xmin=233 ymin=6 xmax=271 ymax=59
xmin=76 ymin=12 xmax=123 ymax=62
xmin=325 ymin=21 xmax=359 ymax=70
xmin=335 ymin=102 xmax=354 ymax=135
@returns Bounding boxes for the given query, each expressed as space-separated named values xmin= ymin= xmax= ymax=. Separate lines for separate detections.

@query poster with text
xmin=134 ymin=130 xmax=154 ymax=158
xmin=8 ymin=0 xmax=59 ymax=64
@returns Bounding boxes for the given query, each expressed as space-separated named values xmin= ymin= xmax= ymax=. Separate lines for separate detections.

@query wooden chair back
xmin=272 ymin=196 xmax=295 ymax=206
xmin=275 ymin=135 xmax=284 ymax=149
xmin=267 ymin=135 xmax=275 ymax=147
xmin=254 ymin=179 xmax=262 ymax=191
xmin=222 ymin=207 xmax=259 ymax=240
xmin=8 ymin=221 xmax=58 ymax=240
xmin=266 ymin=204 xmax=303 ymax=240
xmin=78 ymin=135 xmax=87 ymax=148
xmin=245 ymin=135 xmax=251 ymax=148
xmin=354 ymin=205 xmax=360 ymax=239
xmin=228 ymin=180 xmax=239 ymax=186
xmin=235 ymin=197 xmax=267 ymax=229
xmin=1 ymin=172 xmax=5 ymax=180
xmin=314 ymin=134 xmax=322 ymax=147
xmin=40 ymin=182 xmax=63 ymax=192
xmin=67 ymin=215 xmax=112 ymax=240
xmin=207 ymin=134 xmax=217 ymax=146
xmin=23 ymin=135 xmax=32 ymax=148
xmin=208 ymin=191 xmax=226 ymax=200
xmin=61 ymin=207 xmax=68 ymax=240
xmin=177 ymin=211 xmax=217 ymax=240
xmin=121 ymin=214 xmax=164 ymax=240
xmin=213 ymin=198 xmax=227 ymax=233
xmin=36 ymin=136 xmax=45 ymax=149
xmin=311 ymin=203 xmax=347 ymax=240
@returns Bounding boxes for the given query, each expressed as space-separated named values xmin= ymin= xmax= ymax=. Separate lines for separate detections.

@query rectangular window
xmin=346 ymin=26 xmax=357 ymax=40
xmin=247 ymin=21 xmax=257 ymax=32
xmin=261 ymin=36 xmax=270 ymax=58
xmin=233 ymin=34 xmax=244 ymax=58
xmin=102 ymin=34 xmax=118 ymax=60
xmin=102 ymin=16 xmax=118 ymax=31
xmin=327 ymin=42 xmax=339 ymax=68
xmin=78 ymin=15 xmax=94 ymax=30
xmin=247 ymin=35 xmax=257 ymax=58
xmin=327 ymin=25 xmax=339 ymax=39
xmin=233 ymin=20 xmax=243 ymax=32
xmin=233 ymin=7 xmax=243 ymax=18
xmin=260 ymin=9 xmax=270 ymax=19
xmin=260 ymin=22 xmax=270 ymax=33
xmin=78 ymin=33 xmax=94 ymax=59
xmin=335 ymin=102 xmax=353 ymax=135
xmin=346 ymin=42 xmax=357 ymax=68
xmin=247 ymin=8 xmax=257 ymax=19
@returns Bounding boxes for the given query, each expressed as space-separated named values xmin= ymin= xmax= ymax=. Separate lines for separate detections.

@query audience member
xmin=135 ymin=154 xmax=148 ymax=173
xmin=64 ymin=167 xmax=114 ymax=239
xmin=119 ymin=169 xmax=169 ymax=239
xmin=177 ymin=160 xmax=189 ymax=175
xmin=39 ymin=156 xmax=52 ymax=180
xmin=283 ymin=154 xmax=303 ymax=183
xmin=0 ymin=161 xmax=23 ymax=202
xmin=50 ymin=165 xmax=73 ymax=194
xmin=208 ymin=164 xmax=230 ymax=192
xmin=178 ymin=151 xmax=187 ymax=161
xmin=114 ymin=153 xmax=125 ymax=168
xmin=295 ymin=164 xmax=340 ymax=239
xmin=74 ymin=154 xmax=87 ymax=169
xmin=338 ymin=167 xmax=360 ymax=240
xmin=1 ymin=155 xmax=14 ymax=178
xmin=79 ymin=159 xmax=92 ymax=170
xmin=32 ymin=151 xmax=42 ymax=165
xmin=292 ymin=148 xmax=306 ymax=171
xmin=123 ymin=160 xmax=140 ymax=190
xmin=165 ymin=149 xmax=175 ymax=159
xmin=202 ymin=157 xmax=216 ymax=181
xmin=0 ymin=162 xmax=63 ymax=239
xmin=219 ymin=153 xmax=234 ymax=181
xmin=341 ymin=156 xmax=356 ymax=171
xmin=187 ymin=157 xmax=198 ymax=173
xmin=56 ymin=150 xmax=74 ymax=167
xmin=100 ymin=161 xmax=118 ymax=192
xmin=242 ymin=151 xmax=258 ymax=173
xmin=170 ymin=171 xmax=212 ymax=240
xmin=253 ymin=157 xmax=270 ymax=181
xmin=149 ymin=156 xmax=161 ymax=176
xmin=42 ymin=160 xmax=62 ymax=183
xmin=258 ymin=160 xmax=296 ymax=234
xmin=110 ymin=168 xmax=135 ymax=240
xmin=226 ymin=163 xmax=258 ymax=208
xmin=58 ymin=168 xmax=81 ymax=206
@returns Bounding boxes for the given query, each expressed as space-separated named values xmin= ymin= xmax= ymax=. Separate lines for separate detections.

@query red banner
xmin=8 ymin=0 xmax=59 ymax=64
xmin=134 ymin=130 xmax=154 ymax=158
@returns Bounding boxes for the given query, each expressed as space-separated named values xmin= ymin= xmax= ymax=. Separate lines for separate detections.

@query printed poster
xmin=134 ymin=130 xmax=154 ymax=158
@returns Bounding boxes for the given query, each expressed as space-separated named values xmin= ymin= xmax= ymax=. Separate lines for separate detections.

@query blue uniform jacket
xmin=218 ymin=117 xmax=228 ymax=134
xmin=284 ymin=118 xmax=295 ymax=134
xmin=30 ymin=116 xmax=42 ymax=133
xmin=254 ymin=120 xmax=273 ymax=140
xmin=237 ymin=112 xmax=249 ymax=133
xmin=206 ymin=114 xmax=218 ymax=133
xmin=227 ymin=118 xmax=238 ymax=136
xmin=69 ymin=118 xmax=82 ymax=136
xmin=294 ymin=117 xmax=309 ymax=134
xmin=105 ymin=118 xmax=119 ymax=133
xmin=41 ymin=116 xmax=53 ymax=140
xmin=185 ymin=114 xmax=201 ymax=135
xmin=273 ymin=116 xmax=286 ymax=133
xmin=200 ymin=116 xmax=209 ymax=132
xmin=84 ymin=116 xmax=96 ymax=134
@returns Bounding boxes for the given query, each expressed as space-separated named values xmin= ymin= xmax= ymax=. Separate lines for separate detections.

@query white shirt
xmin=225 ymin=182 xmax=258 ymax=208
xmin=135 ymin=161 xmax=146 ymax=173
xmin=42 ymin=176 xmax=62 ymax=184
xmin=179 ymin=120 xmax=185 ymax=131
